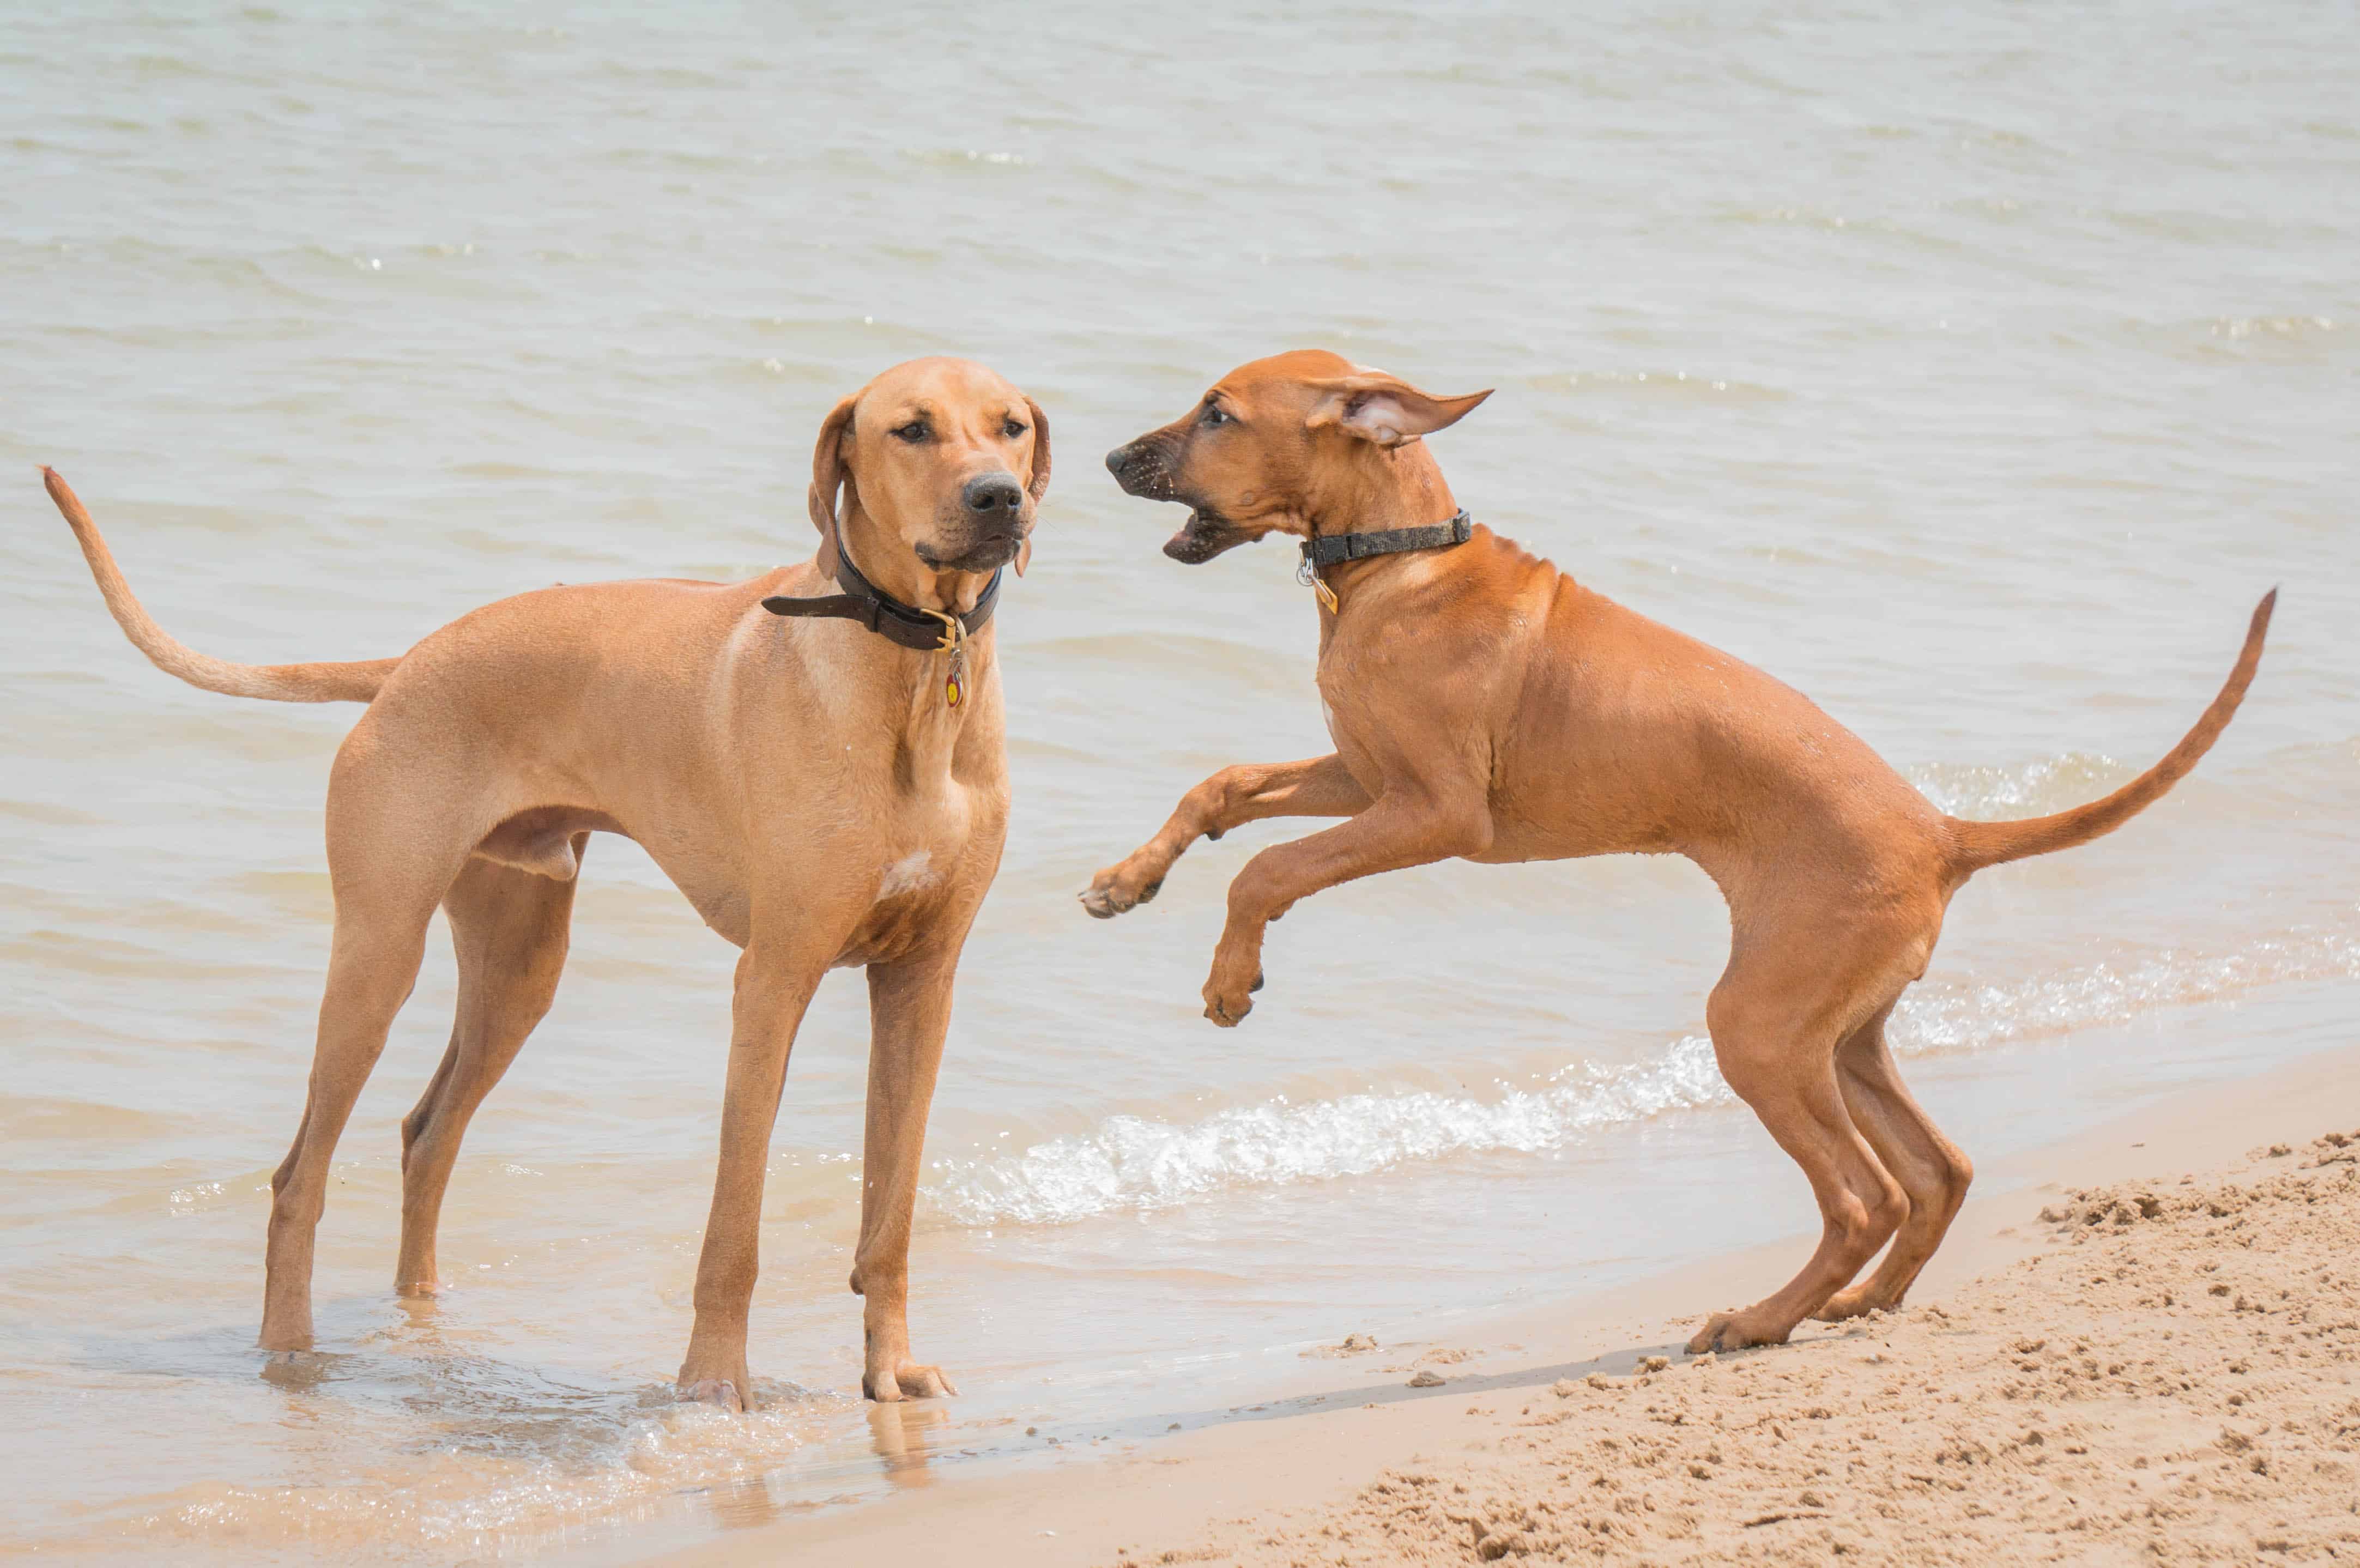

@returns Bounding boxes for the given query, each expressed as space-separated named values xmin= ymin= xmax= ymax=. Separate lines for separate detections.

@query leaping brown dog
xmin=1087 ymin=348 xmax=2271 ymax=1355
xmin=44 ymin=355 xmax=1050 ymax=1406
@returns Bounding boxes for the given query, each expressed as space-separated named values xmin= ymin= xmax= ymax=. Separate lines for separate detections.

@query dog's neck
xmin=1298 ymin=438 xmax=1460 ymax=543
xmin=830 ymin=499 xmax=997 ymax=616
xmin=1297 ymin=440 xmax=1465 ymax=606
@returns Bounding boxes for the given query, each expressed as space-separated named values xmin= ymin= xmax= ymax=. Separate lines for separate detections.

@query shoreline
xmin=628 ymin=1034 xmax=2360 ymax=1566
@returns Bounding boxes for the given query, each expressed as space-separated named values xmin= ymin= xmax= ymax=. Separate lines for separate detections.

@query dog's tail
xmin=41 ymin=468 xmax=398 ymax=705
xmin=1944 ymin=590 xmax=2274 ymax=877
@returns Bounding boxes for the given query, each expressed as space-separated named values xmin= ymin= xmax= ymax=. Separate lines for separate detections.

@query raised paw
xmin=1079 ymin=858 xmax=1165 ymax=919
xmin=1201 ymin=968 xmax=1263 ymax=1028
xmin=863 ymin=1361 xmax=960 ymax=1402
xmin=1686 ymin=1308 xmax=1794 ymax=1356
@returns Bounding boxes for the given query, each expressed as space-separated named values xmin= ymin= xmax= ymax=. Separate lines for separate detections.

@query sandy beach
xmin=645 ymin=1042 xmax=2360 ymax=1566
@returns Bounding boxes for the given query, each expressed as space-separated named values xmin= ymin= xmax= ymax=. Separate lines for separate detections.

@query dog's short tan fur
xmin=43 ymin=355 xmax=1050 ymax=1406
xmin=1093 ymin=349 xmax=2272 ymax=1354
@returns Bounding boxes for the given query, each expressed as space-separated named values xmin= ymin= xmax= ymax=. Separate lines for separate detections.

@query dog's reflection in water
xmin=868 ymin=1397 xmax=954 ymax=1485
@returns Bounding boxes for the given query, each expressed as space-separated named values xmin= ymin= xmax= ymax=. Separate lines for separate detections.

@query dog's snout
xmin=962 ymin=472 xmax=1025 ymax=516
xmin=1105 ymin=440 xmax=1164 ymax=498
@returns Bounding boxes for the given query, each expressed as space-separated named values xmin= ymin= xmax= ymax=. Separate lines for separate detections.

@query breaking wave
xmin=929 ymin=921 xmax=2360 ymax=1227
xmin=929 ymin=1036 xmax=1730 ymax=1227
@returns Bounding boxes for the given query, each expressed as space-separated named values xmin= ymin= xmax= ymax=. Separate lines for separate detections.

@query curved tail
xmin=1946 ymin=589 xmax=2275 ymax=876
xmin=41 ymin=467 xmax=397 ymax=704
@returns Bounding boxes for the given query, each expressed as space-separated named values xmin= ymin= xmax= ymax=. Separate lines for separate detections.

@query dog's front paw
xmin=676 ymin=1344 xmax=754 ymax=1412
xmin=1201 ymin=954 xmax=1265 ymax=1028
xmin=677 ymin=1377 xmax=746 ymax=1412
xmin=1079 ymin=856 xmax=1165 ymax=919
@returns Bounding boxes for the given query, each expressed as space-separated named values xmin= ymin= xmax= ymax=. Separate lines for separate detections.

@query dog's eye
xmin=1002 ymin=419 xmax=1027 ymax=440
xmin=1201 ymin=403 xmax=1229 ymax=428
xmin=892 ymin=421 xmax=929 ymax=444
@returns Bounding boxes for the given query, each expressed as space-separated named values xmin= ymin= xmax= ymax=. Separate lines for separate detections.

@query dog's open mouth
xmin=1164 ymin=507 xmax=1246 ymax=565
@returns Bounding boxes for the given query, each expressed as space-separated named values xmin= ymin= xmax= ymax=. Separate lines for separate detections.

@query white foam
xmin=1891 ymin=928 xmax=2359 ymax=1054
xmin=139 ymin=1390 xmax=846 ymax=1559
xmin=928 ymin=920 xmax=2360 ymax=1227
xmin=1905 ymin=751 xmax=2129 ymax=818
xmin=929 ymin=1037 xmax=1729 ymax=1226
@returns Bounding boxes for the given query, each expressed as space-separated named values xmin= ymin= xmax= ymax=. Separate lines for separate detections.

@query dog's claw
xmin=1249 ymin=970 xmax=1264 ymax=992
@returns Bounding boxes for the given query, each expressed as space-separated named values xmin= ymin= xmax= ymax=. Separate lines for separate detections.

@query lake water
xmin=2 ymin=2 xmax=2355 ymax=1561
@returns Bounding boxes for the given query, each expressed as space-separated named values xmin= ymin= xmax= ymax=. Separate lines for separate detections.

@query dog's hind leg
xmin=393 ymin=842 xmax=585 ymax=1296
xmin=259 ymin=741 xmax=487 ymax=1353
xmin=1686 ymin=936 xmax=1914 ymax=1355
xmin=260 ymin=895 xmax=440 ymax=1352
xmin=1814 ymin=1003 xmax=1974 ymax=1321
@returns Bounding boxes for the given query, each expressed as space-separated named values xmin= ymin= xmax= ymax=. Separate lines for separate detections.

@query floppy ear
xmin=807 ymin=393 xmax=859 ymax=573
xmin=1304 ymin=373 xmax=1493 ymax=449
xmin=1021 ymin=395 xmax=1052 ymax=503
xmin=1016 ymin=394 xmax=1050 ymax=577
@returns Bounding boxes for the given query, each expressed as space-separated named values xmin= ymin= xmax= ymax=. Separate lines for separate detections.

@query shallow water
xmin=2 ymin=1 xmax=2356 ymax=1560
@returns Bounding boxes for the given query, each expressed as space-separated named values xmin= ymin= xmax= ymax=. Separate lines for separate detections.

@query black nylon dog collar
xmin=1299 ymin=509 xmax=1473 ymax=571
xmin=760 ymin=544 xmax=1002 ymax=651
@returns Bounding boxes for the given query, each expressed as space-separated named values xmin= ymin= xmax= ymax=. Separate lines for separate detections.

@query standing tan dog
xmin=1088 ymin=349 xmax=2271 ymax=1355
xmin=43 ymin=355 xmax=1049 ymax=1407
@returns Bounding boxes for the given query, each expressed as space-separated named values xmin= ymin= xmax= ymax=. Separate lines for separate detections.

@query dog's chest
xmin=874 ymin=847 xmax=939 ymax=900
xmin=866 ymin=796 xmax=970 ymax=909
xmin=1313 ymin=671 xmax=1386 ymax=797
xmin=833 ymin=778 xmax=1000 ymax=964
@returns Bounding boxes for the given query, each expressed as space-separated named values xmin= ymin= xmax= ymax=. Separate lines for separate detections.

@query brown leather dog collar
xmin=1299 ymin=509 xmax=1472 ymax=571
xmin=760 ymin=546 xmax=1002 ymax=653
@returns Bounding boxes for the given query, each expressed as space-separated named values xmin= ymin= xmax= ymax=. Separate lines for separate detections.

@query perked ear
xmin=1304 ymin=373 xmax=1493 ymax=449
xmin=1016 ymin=394 xmax=1050 ymax=577
xmin=807 ymin=393 xmax=860 ymax=573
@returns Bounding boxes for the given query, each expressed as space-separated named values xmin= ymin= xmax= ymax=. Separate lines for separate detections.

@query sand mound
xmin=1130 ymin=1131 xmax=2360 ymax=1564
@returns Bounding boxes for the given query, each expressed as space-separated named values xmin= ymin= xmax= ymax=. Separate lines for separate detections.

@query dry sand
xmin=646 ymin=1047 xmax=2360 ymax=1568
xmin=1131 ymin=1130 xmax=2360 ymax=1565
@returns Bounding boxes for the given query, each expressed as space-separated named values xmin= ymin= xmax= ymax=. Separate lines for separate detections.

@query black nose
xmin=963 ymin=472 xmax=1024 ymax=516
xmin=1106 ymin=441 xmax=1165 ymax=497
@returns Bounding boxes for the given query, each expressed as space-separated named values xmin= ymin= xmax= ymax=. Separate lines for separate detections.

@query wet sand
xmin=642 ymin=1041 xmax=2360 ymax=1566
